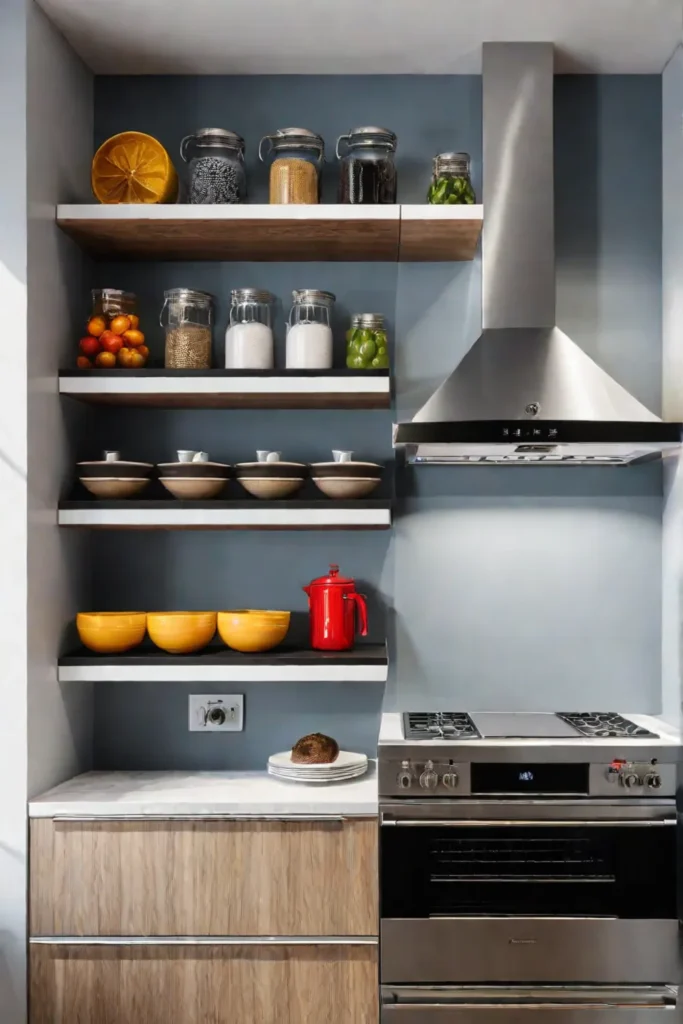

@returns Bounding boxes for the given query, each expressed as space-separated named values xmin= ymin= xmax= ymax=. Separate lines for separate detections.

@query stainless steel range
xmin=378 ymin=711 xmax=681 ymax=1023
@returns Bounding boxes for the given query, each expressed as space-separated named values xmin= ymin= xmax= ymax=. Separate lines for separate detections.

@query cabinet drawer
xmin=30 ymin=942 xmax=378 ymax=1024
xmin=30 ymin=817 xmax=378 ymax=936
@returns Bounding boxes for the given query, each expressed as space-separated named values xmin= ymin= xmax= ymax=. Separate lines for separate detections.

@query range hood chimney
xmin=394 ymin=42 xmax=681 ymax=466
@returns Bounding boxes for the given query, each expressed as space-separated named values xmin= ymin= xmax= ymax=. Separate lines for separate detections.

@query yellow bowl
xmin=217 ymin=610 xmax=291 ymax=653
xmin=147 ymin=612 xmax=216 ymax=655
xmin=77 ymin=612 xmax=147 ymax=654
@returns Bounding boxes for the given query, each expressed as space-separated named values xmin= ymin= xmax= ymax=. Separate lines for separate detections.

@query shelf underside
xmin=56 ymin=204 xmax=483 ymax=262
xmin=58 ymin=499 xmax=392 ymax=530
xmin=58 ymin=369 xmax=391 ymax=409
xmin=59 ymin=643 xmax=389 ymax=682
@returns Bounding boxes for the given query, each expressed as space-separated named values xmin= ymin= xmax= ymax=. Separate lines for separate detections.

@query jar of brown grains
xmin=259 ymin=127 xmax=324 ymax=204
xmin=160 ymin=288 xmax=214 ymax=369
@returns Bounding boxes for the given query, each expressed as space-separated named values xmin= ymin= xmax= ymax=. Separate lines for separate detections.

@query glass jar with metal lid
xmin=428 ymin=152 xmax=476 ymax=205
xmin=259 ymin=128 xmax=324 ymax=204
xmin=180 ymin=128 xmax=246 ymax=204
xmin=161 ymin=288 xmax=214 ymax=369
xmin=346 ymin=313 xmax=389 ymax=369
xmin=225 ymin=288 xmax=275 ymax=370
xmin=286 ymin=289 xmax=335 ymax=369
xmin=336 ymin=126 xmax=397 ymax=204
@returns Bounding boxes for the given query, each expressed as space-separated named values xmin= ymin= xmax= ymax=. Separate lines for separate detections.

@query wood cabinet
xmin=30 ymin=817 xmax=377 ymax=936
xmin=30 ymin=942 xmax=379 ymax=1024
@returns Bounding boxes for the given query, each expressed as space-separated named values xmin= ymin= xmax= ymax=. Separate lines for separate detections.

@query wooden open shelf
xmin=58 ymin=499 xmax=392 ymax=530
xmin=58 ymin=642 xmax=389 ymax=683
xmin=56 ymin=203 xmax=483 ymax=262
xmin=58 ymin=368 xmax=391 ymax=409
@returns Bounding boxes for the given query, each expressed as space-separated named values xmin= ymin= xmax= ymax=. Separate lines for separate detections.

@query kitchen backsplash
xmin=87 ymin=73 xmax=662 ymax=770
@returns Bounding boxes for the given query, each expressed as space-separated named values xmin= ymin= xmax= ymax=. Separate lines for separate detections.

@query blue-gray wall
xmin=86 ymin=74 xmax=663 ymax=769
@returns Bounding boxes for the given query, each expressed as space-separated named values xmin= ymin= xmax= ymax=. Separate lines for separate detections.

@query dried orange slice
xmin=91 ymin=131 xmax=178 ymax=204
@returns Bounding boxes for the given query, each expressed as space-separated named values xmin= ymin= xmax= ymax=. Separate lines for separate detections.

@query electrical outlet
xmin=189 ymin=694 xmax=244 ymax=732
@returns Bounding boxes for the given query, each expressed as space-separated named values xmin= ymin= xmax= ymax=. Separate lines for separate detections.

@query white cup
xmin=257 ymin=450 xmax=281 ymax=463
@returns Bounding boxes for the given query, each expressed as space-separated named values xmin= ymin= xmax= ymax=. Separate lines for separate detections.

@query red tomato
xmin=100 ymin=330 xmax=123 ymax=354
xmin=79 ymin=335 xmax=100 ymax=357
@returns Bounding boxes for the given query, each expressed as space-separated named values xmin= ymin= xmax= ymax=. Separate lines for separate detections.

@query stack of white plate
xmin=268 ymin=750 xmax=368 ymax=785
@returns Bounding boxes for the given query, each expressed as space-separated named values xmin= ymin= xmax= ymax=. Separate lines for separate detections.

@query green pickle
xmin=346 ymin=322 xmax=389 ymax=369
xmin=428 ymin=174 xmax=476 ymax=205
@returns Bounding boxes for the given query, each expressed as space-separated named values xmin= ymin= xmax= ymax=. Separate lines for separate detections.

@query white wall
xmin=0 ymin=0 xmax=28 ymax=1018
xmin=26 ymin=0 xmax=94 ymax=798
xmin=661 ymin=47 xmax=683 ymax=729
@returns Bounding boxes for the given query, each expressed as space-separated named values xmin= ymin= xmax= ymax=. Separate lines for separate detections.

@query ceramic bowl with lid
xmin=309 ymin=450 xmax=382 ymax=499
xmin=78 ymin=451 xmax=154 ymax=499
xmin=234 ymin=451 xmax=308 ymax=499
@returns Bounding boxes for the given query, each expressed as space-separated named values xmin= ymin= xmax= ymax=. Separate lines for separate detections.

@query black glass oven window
xmin=471 ymin=763 xmax=589 ymax=795
xmin=380 ymin=823 xmax=676 ymax=919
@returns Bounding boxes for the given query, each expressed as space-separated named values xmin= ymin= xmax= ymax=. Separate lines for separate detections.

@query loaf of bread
xmin=291 ymin=733 xmax=340 ymax=765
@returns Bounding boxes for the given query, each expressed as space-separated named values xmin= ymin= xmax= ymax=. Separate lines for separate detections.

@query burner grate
xmin=557 ymin=712 xmax=658 ymax=739
xmin=404 ymin=712 xmax=480 ymax=740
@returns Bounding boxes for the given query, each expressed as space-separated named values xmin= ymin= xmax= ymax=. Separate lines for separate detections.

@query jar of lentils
xmin=180 ymin=128 xmax=246 ymax=204
xmin=259 ymin=128 xmax=324 ymax=204
xmin=161 ymin=288 xmax=214 ymax=369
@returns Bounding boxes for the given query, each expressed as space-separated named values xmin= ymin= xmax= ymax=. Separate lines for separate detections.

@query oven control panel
xmin=380 ymin=758 xmax=677 ymax=798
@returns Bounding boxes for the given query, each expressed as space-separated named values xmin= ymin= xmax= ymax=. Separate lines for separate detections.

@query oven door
xmin=380 ymin=986 xmax=678 ymax=1024
xmin=380 ymin=801 xmax=679 ymax=985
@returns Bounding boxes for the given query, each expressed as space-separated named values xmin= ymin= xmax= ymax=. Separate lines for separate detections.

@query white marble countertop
xmin=29 ymin=765 xmax=378 ymax=818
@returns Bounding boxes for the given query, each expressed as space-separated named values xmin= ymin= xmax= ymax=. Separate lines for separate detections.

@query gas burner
xmin=403 ymin=712 xmax=480 ymax=740
xmin=557 ymin=712 xmax=659 ymax=740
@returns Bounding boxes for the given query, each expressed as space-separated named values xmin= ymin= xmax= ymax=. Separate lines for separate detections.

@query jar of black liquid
xmin=180 ymin=128 xmax=246 ymax=204
xmin=336 ymin=126 xmax=397 ymax=204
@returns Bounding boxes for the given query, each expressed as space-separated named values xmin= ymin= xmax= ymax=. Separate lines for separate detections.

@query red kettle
xmin=303 ymin=564 xmax=368 ymax=651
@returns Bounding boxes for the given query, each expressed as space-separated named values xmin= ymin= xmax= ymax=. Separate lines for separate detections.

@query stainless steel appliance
xmin=379 ymin=712 xmax=681 ymax=1020
xmin=392 ymin=43 xmax=682 ymax=465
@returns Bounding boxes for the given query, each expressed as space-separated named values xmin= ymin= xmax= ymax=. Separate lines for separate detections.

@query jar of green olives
xmin=428 ymin=152 xmax=476 ymax=205
xmin=346 ymin=314 xmax=389 ymax=370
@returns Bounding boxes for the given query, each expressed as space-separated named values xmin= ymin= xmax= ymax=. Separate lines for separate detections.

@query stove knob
xmin=645 ymin=772 xmax=662 ymax=790
xmin=622 ymin=773 xmax=640 ymax=789
xmin=442 ymin=772 xmax=459 ymax=790
xmin=396 ymin=760 xmax=413 ymax=790
xmin=420 ymin=761 xmax=438 ymax=790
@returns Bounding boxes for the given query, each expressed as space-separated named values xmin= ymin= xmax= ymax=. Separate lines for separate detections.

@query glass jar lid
xmin=181 ymin=129 xmax=245 ymax=161
xmin=92 ymin=288 xmax=136 ymax=303
xmin=231 ymin=288 xmax=274 ymax=305
xmin=164 ymin=287 xmax=214 ymax=306
xmin=259 ymin=128 xmax=324 ymax=161
xmin=292 ymin=289 xmax=336 ymax=307
xmin=354 ymin=313 xmax=385 ymax=329
xmin=337 ymin=127 xmax=396 ymax=158
xmin=434 ymin=151 xmax=471 ymax=175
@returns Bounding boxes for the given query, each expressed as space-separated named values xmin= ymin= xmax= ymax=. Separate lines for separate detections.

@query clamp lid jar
xmin=180 ymin=128 xmax=246 ymax=205
xmin=161 ymin=288 xmax=214 ymax=369
xmin=428 ymin=152 xmax=476 ymax=205
xmin=337 ymin=126 xmax=397 ymax=205
xmin=259 ymin=128 xmax=324 ymax=205
xmin=225 ymin=289 xmax=275 ymax=370
xmin=286 ymin=290 xmax=335 ymax=370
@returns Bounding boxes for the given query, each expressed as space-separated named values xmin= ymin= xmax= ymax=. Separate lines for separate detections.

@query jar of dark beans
xmin=180 ymin=128 xmax=246 ymax=204
xmin=336 ymin=126 xmax=397 ymax=204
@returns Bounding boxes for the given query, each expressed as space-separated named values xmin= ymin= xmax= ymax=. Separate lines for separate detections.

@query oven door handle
xmin=380 ymin=816 xmax=677 ymax=827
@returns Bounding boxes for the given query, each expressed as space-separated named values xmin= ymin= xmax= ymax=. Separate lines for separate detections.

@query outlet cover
xmin=189 ymin=694 xmax=244 ymax=732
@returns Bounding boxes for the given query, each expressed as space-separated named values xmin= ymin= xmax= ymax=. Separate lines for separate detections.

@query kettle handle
xmin=349 ymin=592 xmax=368 ymax=637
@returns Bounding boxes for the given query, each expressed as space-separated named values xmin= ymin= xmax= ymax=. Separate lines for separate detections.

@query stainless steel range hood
xmin=394 ymin=43 xmax=681 ymax=466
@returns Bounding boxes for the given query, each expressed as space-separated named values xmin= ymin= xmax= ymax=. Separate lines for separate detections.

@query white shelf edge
xmin=58 ymin=375 xmax=390 ymax=396
xmin=58 ymin=664 xmax=389 ymax=683
xmin=56 ymin=203 xmax=400 ymax=222
xmin=400 ymin=203 xmax=483 ymax=221
xmin=58 ymin=507 xmax=391 ymax=527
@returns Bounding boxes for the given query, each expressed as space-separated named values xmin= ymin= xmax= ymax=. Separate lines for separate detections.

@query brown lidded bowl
xmin=309 ymin=456 xmax=382 ymax=499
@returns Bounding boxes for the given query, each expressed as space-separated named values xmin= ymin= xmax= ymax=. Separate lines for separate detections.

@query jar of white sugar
xmin=225 ymin=289 xmax=275 ymax=369
xmin=286 ymin=290 xmax=335 ymax=370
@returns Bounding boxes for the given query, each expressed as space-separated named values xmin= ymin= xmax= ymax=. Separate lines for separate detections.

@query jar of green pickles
xmin=428 ymin=152 xmax=476 ymax=205
xmin=346 ymin=314 xmax=389 ymax=370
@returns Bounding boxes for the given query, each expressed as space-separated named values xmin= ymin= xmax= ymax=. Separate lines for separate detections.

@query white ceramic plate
xmin=268 ymin=750 xmax=368 ymax=771
xmin=268 ymin=766 xmax=368 ymax=785
xmin=269 ymin=766 xmax=366 ymax=780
